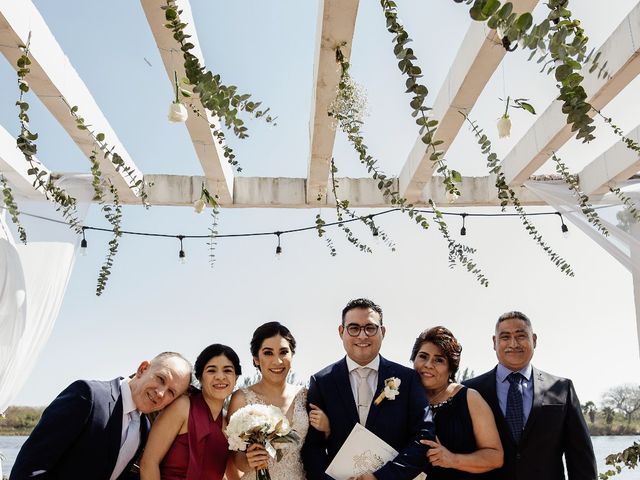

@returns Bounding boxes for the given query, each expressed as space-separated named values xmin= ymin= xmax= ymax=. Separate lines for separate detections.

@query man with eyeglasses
xmin=302 ymin=298 xmax=434 ymax=480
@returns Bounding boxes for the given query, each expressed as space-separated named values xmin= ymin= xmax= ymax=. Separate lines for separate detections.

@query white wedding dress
xmin=239 ymin=386 xmax=309 ymax=480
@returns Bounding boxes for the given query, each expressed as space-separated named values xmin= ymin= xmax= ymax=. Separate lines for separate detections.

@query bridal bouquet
xmin=226 ymin=404 xmax=301 ymax=480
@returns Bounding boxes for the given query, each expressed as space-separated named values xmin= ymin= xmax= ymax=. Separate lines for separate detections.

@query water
xmin=0 ymin=435 xmax=638 ymax=478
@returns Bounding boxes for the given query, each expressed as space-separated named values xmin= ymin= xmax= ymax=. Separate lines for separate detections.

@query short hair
xmin=410 ymin=326 xmax=462 ymax=382
xmin=250 ymin=322 xmax=297 ymax=361
xmin=151 ymin=351 xmax=192 ymax=370
xmin=341 ymin=298 xmax=383 ymax=325
xmin=194 ymin=344 xmax=242 ymax=380
xmin=496 ymin=311 xmax=533 ymax=331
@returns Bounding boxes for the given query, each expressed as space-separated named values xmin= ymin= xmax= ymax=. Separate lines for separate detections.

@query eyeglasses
xmin=344 ymin=323 xmax=380 ymax=337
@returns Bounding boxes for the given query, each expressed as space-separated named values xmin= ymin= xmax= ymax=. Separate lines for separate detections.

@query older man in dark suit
xmin=302 ymin=298 xmax=434 ymax=480
xmin=464 ymin=311 xmax=596 ymax=480
xmin=11 ymin=352 xmax=192 ymax=480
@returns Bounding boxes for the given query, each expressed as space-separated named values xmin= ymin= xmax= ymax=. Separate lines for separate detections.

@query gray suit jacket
xmin=464 ymin=366 xmax=596 ymax=480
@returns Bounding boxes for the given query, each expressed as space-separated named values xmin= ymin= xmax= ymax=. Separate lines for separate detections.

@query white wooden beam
xmin=502 ymin=2 xmax=640 ymax=186
xmin=579 ymin=125 xmax=640 ymax=195
xmin=399 ymin=0 xmax=539 ymax=201
xmin=52 ymin=174 xmax=545 ymax=208
xmin=140 ymin=0 xmax=234 ymax=204
xmin=0 ymin=125 xmax=48 ymax=198
xmin=306 ymin=0 xmax=360 ymax=204
xmin=0 ymin=0 xmax=143 ymax=201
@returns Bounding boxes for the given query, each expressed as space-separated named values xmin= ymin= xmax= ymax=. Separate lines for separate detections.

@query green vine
xmin=314 ymin=214 xmax=337 ymax=257
xmin=380 ymin=1 xmax=462 ymax=198
xmin=609 ymin=185 xmax=640 ymax=226
xmin=96 ymin=181 xmax=123 ymax=297
xmin=198 ymin=184 xmax=220 ymax=267
xmin=162 ymin=0 xmax=276 ymax=172
xmin=15 ymin=35 xmax=81 ymax=234
xmin=460 ymin=0 xmax=609 ymax=143
xmin=463 ymin=114 xmax=574 ymax=276
xmin=599 ymin=441 xmax=639 ymax=479
xmin=551 ymin=153 xmax=609 ymax=236
xmin=1 ymin=175 xmax=27 ymax=243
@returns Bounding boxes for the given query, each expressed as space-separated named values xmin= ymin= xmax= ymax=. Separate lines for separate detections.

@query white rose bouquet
xmin=226 ymin=404 xmax=301 ymax=480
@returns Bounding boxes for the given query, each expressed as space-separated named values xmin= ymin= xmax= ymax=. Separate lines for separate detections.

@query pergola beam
xmin=579 ymin=125 xmax=640 ymax=195
xmin=502 ymin=2 xmax=640 ymax=186
xmin=141 ymin=0 xmax=234 ymax=204
xmin=306 ymin=0 xmax=360 ymax=204
xmin=0 ymin=125 xmax=48 ymax=198
xmin=399 ymin=0 xmax=539 ymax=201
xmin=0 ymin=0 xmax=143 ymax=201
xmin=51 ymin=173 xmax=545 ymax=208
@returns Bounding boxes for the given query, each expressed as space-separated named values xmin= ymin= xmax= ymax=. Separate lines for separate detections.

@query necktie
xmin=505 ymin=372 xmax=524 ymax=443
xmin=111 ymin=410 xmax=141 ymax=480
xmin=356 ymin=367 xmax=373 ymax=425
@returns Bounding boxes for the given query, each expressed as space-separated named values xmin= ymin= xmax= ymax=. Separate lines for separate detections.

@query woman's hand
xmin=308 ymin=403 xmax=330 ymax=436
xmin=422 ymin=437 xmax=458 ymax=469
xmin=245 ymin=443 xmax=270 ymax=470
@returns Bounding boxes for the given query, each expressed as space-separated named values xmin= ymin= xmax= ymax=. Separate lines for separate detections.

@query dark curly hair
xmin=410 ymin=326 xmax=462 ymax=382
xmin=341 ymin=298 xmax=383 ymax=325
xmin=250 ymin=322 xmax=296 ymax=368
xmin=194 ymin=344 xmax=242 ymax=380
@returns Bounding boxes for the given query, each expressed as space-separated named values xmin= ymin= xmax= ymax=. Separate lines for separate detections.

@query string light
xmin=177 ymin=235 xmax=186 ymax=264
xmin=275 ymin=232 xmax=282 ymax=258
xmin=460 ymin=213 xmax=467 ymax=236
xmin=80 ymin=227 xmax=88 ymax=256
xmin=557 ymin=212 xmax=570 ymax=238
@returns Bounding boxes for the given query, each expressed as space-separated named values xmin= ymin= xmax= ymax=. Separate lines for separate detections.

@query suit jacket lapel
xmin=365 ymin=355 xmax=387 ymax=428
xmin=107 ymin=378 xmax=124 ymax=474
xmin=334 ymin=358 xmax=359 ymax=425
xmin=521 ymin=367 xmax=545 ymax=443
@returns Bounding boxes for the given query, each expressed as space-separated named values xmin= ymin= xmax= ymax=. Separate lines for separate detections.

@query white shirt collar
xmin=346 ymin=354 xmax=380 ymax=373
xmin=120 ymin=378 xmax=137 ymax=415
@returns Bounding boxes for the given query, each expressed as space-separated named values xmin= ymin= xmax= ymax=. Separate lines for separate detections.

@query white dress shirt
xmin=345 ymin=355 xmax=380 ymax=404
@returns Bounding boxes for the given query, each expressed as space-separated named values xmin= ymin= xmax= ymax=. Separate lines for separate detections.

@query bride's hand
xmin=245 ymin=443 xmax=269 ymax=470
xmin=309 ymin=403 xmax=330 ymax=436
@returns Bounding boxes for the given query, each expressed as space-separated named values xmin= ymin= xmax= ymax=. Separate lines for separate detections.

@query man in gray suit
xmin=464 ymin=311 xmax=596 ymax=480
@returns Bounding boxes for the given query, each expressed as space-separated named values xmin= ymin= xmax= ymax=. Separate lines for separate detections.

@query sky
xmin=1 ymin=0 xmax=640 ymax=408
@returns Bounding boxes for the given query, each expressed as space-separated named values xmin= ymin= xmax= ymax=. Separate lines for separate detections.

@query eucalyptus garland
xmin=1 ymin=175 xmax=27 ymax=243
xmin=198 ymin=184 xmax=220 ymax=267
xmin=463 ymin=114 xmax=575 ymax=276
xmin=15 ymin=36 xmax=81 ymax=234
xmin=599 ymin=441 xmax=639 ymax=479
xmin=314 ymin=214 xmax=337 ymax=257
xmin=96 ymin=181 xmax=123 ymax=297
xmin=551 ymin=153 xmax=609 ymax=236
xmin=162 ymin=0 xmax=276 ymax=172
xmin=459 ymin=0 xmax=608 ymax=144
xmin=609 ymin=185 xmax=640 ymax=226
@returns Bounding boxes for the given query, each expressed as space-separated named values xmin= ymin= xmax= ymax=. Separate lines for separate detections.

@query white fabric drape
xmin=525 ymin=180 xmax=640 ymax=355
xmin=0 ymin=175 xmax=92 ymax=414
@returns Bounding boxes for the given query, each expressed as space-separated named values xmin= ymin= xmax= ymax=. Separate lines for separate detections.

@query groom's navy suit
xmin=302 ymin=355 xmax=433 ymax=480
xmin=464 ymin=366 xmax=596 ymax=480
xmin=11 ymin=378 xmax=148 ymax=480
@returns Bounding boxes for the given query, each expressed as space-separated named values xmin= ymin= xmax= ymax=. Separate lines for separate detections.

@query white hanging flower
xmin=446 ymin=190 xmax=459 ymax=204
xmin=497 ymin=115 xmax=511 ymax=138
xmin=168 ymin=102 xmax=188 ymax=123
xmin=193 ymin=198 xmax=206 ymax=214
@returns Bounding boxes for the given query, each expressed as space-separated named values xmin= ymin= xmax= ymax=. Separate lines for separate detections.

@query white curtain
xmin=525 ymin=180 xmax=640 ymax=355
xmin=0 ymin=175 xmax=92 ymax=414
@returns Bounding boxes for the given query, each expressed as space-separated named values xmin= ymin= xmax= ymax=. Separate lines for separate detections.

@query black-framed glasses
xmin=344 ymin=323 xmax=380 ymax=337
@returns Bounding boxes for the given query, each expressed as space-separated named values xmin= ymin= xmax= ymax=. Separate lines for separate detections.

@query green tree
xmin=582 ymin=400 xmax=597 ymax=424
xmin=603 ymin=384 xmax=640 ymax=427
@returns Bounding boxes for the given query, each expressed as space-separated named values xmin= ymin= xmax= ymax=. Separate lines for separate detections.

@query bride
xmin=227 ymin=322 xmax=329 ymax=479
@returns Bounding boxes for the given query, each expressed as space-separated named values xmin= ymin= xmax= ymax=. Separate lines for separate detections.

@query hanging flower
xmin=168 ymin=102 xmax=188 ymax=123
xmin=193 ymin=198 xmax=206 ymax=213
xmin=497 ymin=115 xmax=511 ymax=138
xmin=446 ymin=190 xmax=460 ymax=204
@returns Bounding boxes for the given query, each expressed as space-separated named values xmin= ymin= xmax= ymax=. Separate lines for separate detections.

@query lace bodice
xmin=239 ymin=386 xmax=308 ymax=480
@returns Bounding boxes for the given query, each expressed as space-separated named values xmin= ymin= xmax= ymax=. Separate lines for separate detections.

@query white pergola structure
xmin=1 ymin=1 xmax=640 ymax=351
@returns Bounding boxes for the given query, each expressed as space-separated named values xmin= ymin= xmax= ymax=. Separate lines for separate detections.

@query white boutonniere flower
xmin=374 ymin=377 xmax=401 ymax=405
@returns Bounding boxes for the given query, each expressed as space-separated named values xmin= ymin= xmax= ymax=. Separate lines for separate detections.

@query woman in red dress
xmin=140 ymin=344 xmax=242 ymax=480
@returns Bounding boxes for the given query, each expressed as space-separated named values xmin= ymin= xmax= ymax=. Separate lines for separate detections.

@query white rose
xmin=445 ymin=190 xmax=459 ymax=204
xmin=168 ymin=102 xmax=188 ymax=123
xmin=384 ymin=385 xmax=399 ymax=400
xmin=193 ymin=198 xmax=206 ymax=213
xmin=497 ymin=115 xmax=511 ymax=138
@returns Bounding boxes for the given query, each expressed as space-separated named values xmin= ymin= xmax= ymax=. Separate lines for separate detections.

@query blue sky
xmin=2 ymin=0 xmax=640 ymax=407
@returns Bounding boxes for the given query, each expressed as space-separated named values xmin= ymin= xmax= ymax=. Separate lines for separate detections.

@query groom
xmin=302 ymin=298 xmax=433 ymax=480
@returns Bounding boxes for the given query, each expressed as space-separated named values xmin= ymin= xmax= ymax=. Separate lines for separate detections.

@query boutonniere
xmin=374 ymin=377 xmax=401 ymax=405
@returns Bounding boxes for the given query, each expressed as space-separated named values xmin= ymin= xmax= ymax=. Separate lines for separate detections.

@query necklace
xmin=427 ymin=384 xmax=451 ymax=405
